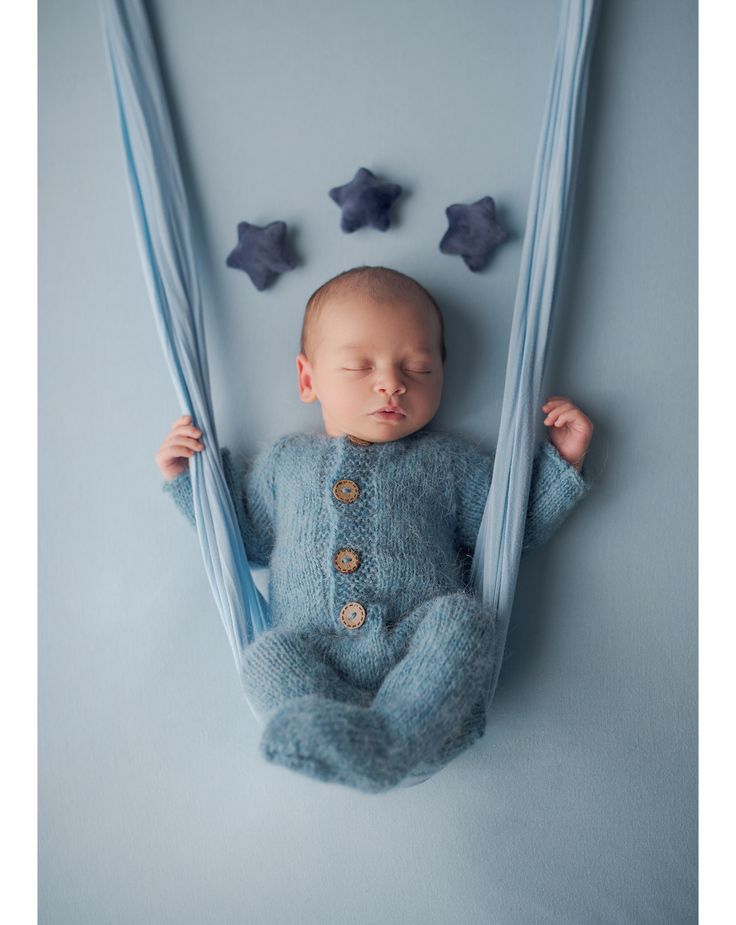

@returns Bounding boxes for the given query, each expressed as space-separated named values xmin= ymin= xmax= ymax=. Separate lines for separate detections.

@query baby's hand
xmin=541 ymin=396 xmax=593 ymax=472
xmin=155 ymin=415 xmax=204 ymax=481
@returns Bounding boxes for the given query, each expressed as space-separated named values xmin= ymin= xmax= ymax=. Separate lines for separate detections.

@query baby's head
xmin=296 ymin=266 xmax=446 ymax=443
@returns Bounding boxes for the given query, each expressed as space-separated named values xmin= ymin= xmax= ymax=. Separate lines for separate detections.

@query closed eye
xmin=342 ymin=367 xmax=432 ymax=373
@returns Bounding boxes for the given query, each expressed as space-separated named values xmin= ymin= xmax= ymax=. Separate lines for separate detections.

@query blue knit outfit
xmin=163 ymin=428 xmax=591 ymax=792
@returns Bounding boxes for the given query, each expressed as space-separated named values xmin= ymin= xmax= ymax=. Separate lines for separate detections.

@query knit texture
xmin=162 ymin=428 xmax=591 ymax=791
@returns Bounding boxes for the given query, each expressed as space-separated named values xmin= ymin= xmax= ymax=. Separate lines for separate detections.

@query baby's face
xmin=296 ymin=291 xmax=444 ymax=442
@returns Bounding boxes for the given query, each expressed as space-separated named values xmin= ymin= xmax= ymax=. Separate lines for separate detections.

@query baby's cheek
xmin=339 ymin=385 xmax=361 ymax=411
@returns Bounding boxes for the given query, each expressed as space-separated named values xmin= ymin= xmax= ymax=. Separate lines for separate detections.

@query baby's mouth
xmin=371 ymin=407 xmax=406 ymax=420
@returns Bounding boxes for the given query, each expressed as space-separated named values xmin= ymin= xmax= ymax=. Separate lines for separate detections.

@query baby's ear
xmin=296 ymin=353 xmax=317 ymax=403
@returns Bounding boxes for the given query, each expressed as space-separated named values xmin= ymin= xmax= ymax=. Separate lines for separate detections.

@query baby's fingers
xmin=167 ymin=444 xmax=198 ymax=458
xmin=550 ymin=411 xmax=577 ymax=428
xmin=541 ymin=397 xmax=571 ymax=412
xmin=166 ymin=434 xmax=203 ymax=451
xmin=170 ymin=421 xmax=203 ymax=439
xmin=543 ymin=402 xmax=574 ymax=424
xmin=170 ymin=415 xmax=203 ymax=434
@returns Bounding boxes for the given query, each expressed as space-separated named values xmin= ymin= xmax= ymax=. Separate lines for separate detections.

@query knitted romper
xmin=163 ymin=427 xmax=591 ymax=791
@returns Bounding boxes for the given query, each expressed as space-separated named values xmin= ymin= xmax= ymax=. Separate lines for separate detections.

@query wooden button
xmin=347 ymin=434 xmax=372 ymax=446
xmin=334 ymin=547 xmax=361 ymax=574
xmin=332 ymin=479 xmax=360 ymax=503
xmin=339 ymin=602 xmax=366 ymax=629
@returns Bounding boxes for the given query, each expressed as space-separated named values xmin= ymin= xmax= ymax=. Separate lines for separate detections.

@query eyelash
xmin=343 ymin=368 xmax=431 ymax=374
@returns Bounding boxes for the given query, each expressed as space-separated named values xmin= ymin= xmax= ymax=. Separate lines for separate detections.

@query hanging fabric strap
xmin=471 ymin=0 xmax=599 ymax=707
xmin=100 ymin=0 xmax=271 ymax=677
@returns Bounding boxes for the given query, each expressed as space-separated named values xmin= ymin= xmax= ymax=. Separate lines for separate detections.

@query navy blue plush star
xmin=439 ymin=196 xmax=509 ymax=271
xmin=329 ymin=167 xmax=403 ymax=233
xmin=226 ymin=220 xmax=297 ymax=291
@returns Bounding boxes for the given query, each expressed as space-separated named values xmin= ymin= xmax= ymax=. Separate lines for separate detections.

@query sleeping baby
xmin=156 ymin=265 xmax=594 ymax=793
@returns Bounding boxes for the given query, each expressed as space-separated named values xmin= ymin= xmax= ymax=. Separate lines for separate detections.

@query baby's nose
xmin=377 ymin=382 xmax=405 ymax=395
xmin=373 ymin=366 xmax=407 ymax=394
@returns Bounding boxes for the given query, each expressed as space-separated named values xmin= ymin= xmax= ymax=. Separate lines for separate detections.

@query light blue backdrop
xmin=39 ymin=1 xmax=697 ymax=923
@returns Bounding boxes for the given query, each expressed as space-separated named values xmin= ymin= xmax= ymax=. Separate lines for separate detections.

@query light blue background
xmin=39 ymin=1 xmax=697 ymax=922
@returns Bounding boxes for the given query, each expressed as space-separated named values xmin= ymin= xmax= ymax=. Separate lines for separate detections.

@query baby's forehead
xmin=326 ymin=299 xmax=436 ymax=339
xmin=322 ymin=288 xmax=435 ymax=324
xmin=307 ymin=279 xmax=443 ymax=360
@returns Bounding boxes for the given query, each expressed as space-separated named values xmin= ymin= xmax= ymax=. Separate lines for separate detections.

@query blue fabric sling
xmin=101 ymin=0 xmax=272 ymax=683
xmin=471 ymin=0 xmax=599 ymax=707
xmin=100 ymin=0 xmax=598 ymax=734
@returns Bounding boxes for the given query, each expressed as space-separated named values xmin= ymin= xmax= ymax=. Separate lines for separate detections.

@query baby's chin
xmin=326 ymin=416 xmax=427 ymax=443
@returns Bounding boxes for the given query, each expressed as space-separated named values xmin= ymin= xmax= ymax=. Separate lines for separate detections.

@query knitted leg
xmin=371 ymin=591 xmax=495 ymax=769
xmin=242 ymin=627 xmax=374 ymax=721
xmin=260 ymin=592 xmax=495 ymax=792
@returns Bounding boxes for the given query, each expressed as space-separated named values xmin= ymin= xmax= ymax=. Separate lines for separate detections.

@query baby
xmin=156 ymin=266 xmax=594 ymax=793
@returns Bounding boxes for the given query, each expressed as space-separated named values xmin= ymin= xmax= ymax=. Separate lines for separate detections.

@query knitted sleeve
xmin=453 ymin=437 xmax=592 ymax=554
xmin=521 ymin=440 xmax=592 ymax=552
xmin=161 ymin=441 xmax=279 ymax=567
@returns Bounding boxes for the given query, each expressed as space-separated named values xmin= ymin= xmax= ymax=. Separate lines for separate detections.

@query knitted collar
xmin=343 ymin=428 xmax=428 ymax=447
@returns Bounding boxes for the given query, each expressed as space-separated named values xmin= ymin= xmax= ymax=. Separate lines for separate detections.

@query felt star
xmin=329 ymin=167 xmax=403 ymax=233
xmin=226 ymin=220 xmax=297 ymax=291
xmin=439 ymin=196 xmax=509 ymax=271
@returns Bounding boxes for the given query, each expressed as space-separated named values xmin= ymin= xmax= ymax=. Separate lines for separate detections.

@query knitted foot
xmin=260 ymin=694 xmax=412 ymax=794
xmin=405 ymin=696 xmax=488 ymax=782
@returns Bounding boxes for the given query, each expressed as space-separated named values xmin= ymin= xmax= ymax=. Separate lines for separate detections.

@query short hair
xmin=300 ymin=266 xmax=446 ymax=365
